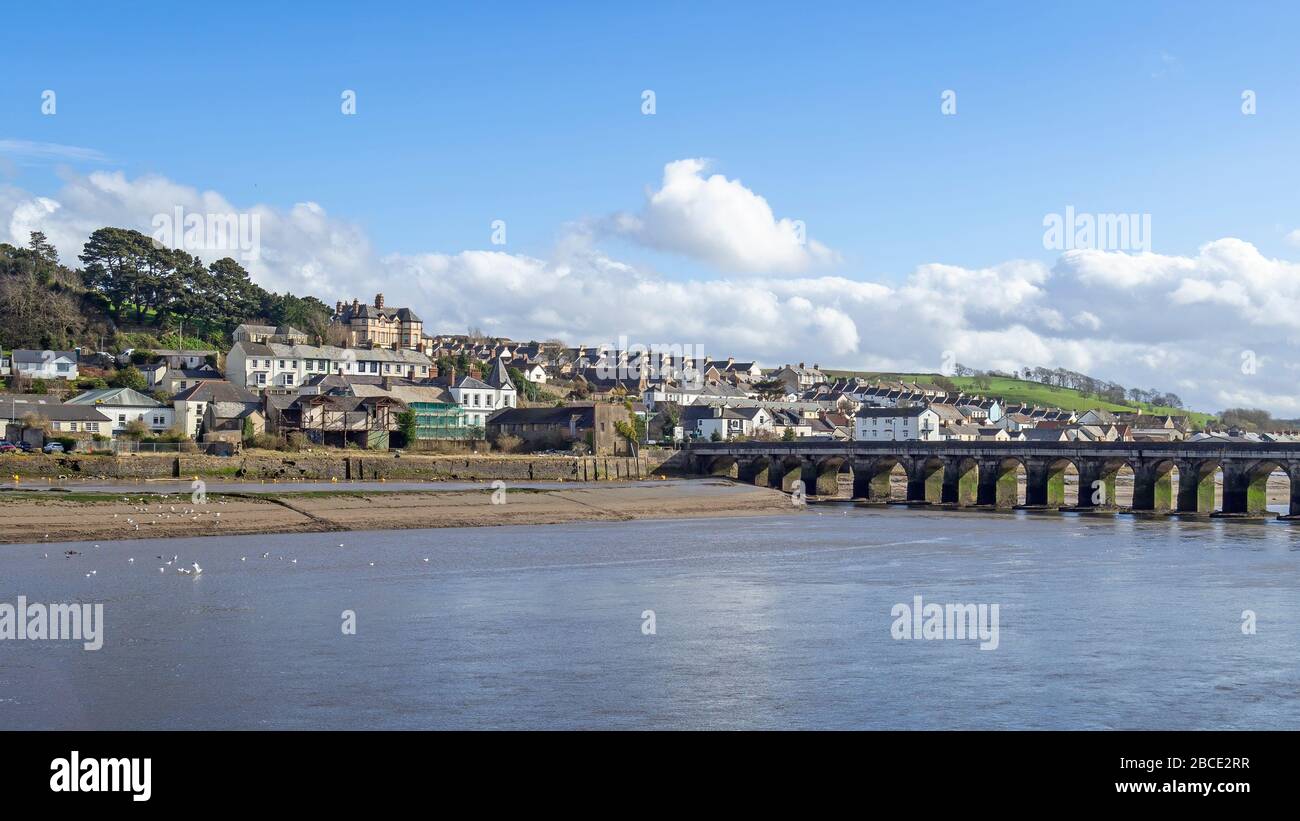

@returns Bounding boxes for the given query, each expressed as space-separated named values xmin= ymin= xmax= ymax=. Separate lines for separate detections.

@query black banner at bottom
xmin=1 ymin=730 xmax=1282 ymax=808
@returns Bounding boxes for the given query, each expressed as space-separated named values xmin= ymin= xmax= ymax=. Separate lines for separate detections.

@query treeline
xmin=1217 ymin=407 xmax=1300 ymax=432
xmin=950 ymin=363 xmax=1184 ymax=410
xmin=0 ymin=228 xmax=334 ymax=352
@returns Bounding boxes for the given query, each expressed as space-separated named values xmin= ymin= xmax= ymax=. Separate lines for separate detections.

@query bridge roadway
xmin=688 ymin=440 xmax=1300 ymax=517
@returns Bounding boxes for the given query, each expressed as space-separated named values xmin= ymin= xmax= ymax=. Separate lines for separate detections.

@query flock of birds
xmin=40 ymin=495 xmax=436 ymax=577
xmin=106 ymin=493 xmax=228 ymax=533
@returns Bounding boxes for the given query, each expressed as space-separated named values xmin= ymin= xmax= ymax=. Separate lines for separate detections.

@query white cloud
xmin=6 ymin=168 xmax=1300 ymax=415
xmin=0 ymin=140 xmax=109 ymax=165
xmin=604 ymin=158 xmax=838 ymax=273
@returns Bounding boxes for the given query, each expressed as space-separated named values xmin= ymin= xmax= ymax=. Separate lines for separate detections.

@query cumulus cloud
xmin=5 ymin=167 xmax=1300 ymax=415
xmin=603 ymin=158 xmax=838 ymax=273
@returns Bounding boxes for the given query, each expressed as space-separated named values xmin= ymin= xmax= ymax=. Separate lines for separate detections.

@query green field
xmin=824 ymin=371 xmax=1216 ymax=428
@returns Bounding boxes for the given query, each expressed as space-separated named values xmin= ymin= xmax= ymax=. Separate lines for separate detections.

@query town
xmin=2 ymin=285 xmax=1288 ymax=459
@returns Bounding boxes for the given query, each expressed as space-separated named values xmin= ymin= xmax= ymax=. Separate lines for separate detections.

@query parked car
xmin=42 ymin=442 xmax=65 ymax=454
xmin=0 ymin=441 xmax=17 ymax=454
xmin=17 ymin=442 xmax=34 ymax=453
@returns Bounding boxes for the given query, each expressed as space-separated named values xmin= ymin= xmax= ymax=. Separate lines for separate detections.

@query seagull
xmin=240 ymin=556 xmax=247 ymax=562
xmin=128 ymin=558 xmax=134 ymax=563
xmin=290 ymin=558 xmax=298 ymax=564
xmin=369 ymin=561 xmax=375 ymax=566
xmin=261 ymin=552 xmax=270 ymax=558
xmin=422 ymin=557 xmax=430 ymax=563
xmin=159 ymin=567 xmax=165 ymax=573
xmin=191 ymin=562 xmax=202 ymax=574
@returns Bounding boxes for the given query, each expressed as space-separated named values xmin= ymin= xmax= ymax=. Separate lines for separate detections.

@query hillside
xmin=824 ymin=370 xmax=1216 ymax=428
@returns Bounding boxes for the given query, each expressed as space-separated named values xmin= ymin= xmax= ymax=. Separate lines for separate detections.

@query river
xmin=2 ymin=507 xmax=1298 ymax=729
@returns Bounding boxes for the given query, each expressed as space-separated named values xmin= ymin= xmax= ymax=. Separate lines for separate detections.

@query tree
xmin=122 ymin=419 xmax=149 ymax=440
xmin=751 ymin=378 xmax=787 ymax=399
xmin=509 ymin=367 xmax=542 ymax=402
xmin=109 ymin=365 xmax=147 ymax=391
xmin=395 ymin=409 xmax=418 ymax=446
xmin=781 ymin=427 xmax=797 ymax=441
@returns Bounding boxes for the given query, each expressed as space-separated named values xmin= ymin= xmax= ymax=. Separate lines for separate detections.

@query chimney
xmin=375 ymin=293 xmax=385 ymax=309
xmin=799 ymin=362 xmax=805 ymax=369
xmin=335 ymin=300 xmax=343 ymax=315
xmin=352 ymin=298 xmax=360 ymax=312
xmin=727 ymin=356 xmax=734 ymax=367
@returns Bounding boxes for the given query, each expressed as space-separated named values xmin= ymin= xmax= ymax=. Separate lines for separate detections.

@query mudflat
xmin=0 ymin=481 xmax=796 ymax=545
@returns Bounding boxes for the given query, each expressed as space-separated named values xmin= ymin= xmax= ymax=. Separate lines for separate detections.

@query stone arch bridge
xmin=689 ymin=441 xmax=1300 ymax=517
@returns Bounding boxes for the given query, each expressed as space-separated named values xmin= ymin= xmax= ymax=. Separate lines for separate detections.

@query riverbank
xmin=0 ymin=480 xmax=795 ymax=545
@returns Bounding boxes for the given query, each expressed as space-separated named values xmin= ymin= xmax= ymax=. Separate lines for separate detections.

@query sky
xmin=2 ymin=1 xmax=1300 ymax=414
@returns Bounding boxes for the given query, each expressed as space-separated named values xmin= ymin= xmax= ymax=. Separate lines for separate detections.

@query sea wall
xmin=2 ymin=448 xmax=691 ymax=483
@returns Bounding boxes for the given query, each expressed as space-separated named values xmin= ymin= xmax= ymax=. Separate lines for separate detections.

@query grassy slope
xmin=824 ymin=371 xmax=1215 ymax=427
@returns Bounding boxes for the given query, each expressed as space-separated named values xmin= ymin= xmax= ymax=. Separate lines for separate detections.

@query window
xmin=279 ymin=360 xmax=286 ymax=368
xmin=69 ymin=422 xmax=78 ymax=432
xmin=284 ymin=374 xmax=295 ymax=386
xmin=256 ymin=373 xmax=267 ymax=386
xmin=118 ymin=414 xmax=126 ymax=423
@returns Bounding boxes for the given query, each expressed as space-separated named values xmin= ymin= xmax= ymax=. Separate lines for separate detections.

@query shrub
xmin=492 ymin=432 xmax=523 ymax=453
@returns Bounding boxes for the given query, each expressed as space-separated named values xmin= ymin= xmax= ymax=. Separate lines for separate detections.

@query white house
xmin=684 ymin=405 xmax=774 ymax=440
xmin=10 ymin=349 xmax=78 ymax=381
xmin=225 ymin=341 xmax=434 ymax=390
xmin=65 ymin=387 xmax=174 ymax=435
xmin=853 ymin=406 xmax=942 ymax=441
xmin=448 ymin=357 xmax=517 ymax=429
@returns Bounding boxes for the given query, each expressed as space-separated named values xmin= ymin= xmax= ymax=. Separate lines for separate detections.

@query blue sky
xmin=4 ymin=2 xmax=1300 ymax=412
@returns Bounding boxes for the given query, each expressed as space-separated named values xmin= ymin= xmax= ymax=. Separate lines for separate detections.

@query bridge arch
xmin=1223 ymin=459 xmax=1292 ymax=516
xmin=941 ymin=456 xmax=980 ymax=506
xmin=1074 ymin=457 xmax=1134 ymax=509
xmin=906 ymin=456 xmax=945 ymax=504
xmin=1174 ymin=459 xmax=1218 ymax=514
xmin=807 ymin=455 xmax=849 ymax=498
xmin=737 ymin=455 xmax=772 ymax=488
xmin=1026 ymin=457 xmax=1077 ymax=508
xmin=1131 ymin=458 xmax=1180 ymax=512
xmin=703 ymin=455 xmax=738 ymax=479
xmin=978 ymin=457 xmax=1025 ymax=508
xmin=852 ymin=455 xmax=906 ymax=502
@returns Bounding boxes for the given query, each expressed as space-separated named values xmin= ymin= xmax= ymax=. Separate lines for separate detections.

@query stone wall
xmin=2 ymin=447 xmax=691 ymax=483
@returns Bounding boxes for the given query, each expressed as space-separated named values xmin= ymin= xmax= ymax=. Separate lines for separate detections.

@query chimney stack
xmin=375 ymin=293 xmax=385 ymax=309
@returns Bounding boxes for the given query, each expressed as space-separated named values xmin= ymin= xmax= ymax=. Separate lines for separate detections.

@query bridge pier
xmin=905 ymin=458 xmax=943 ymax=504
xmin=1129 ymin=460 xmax=1174 ymax=512
xmin=1072 ymin=460 xmax=1118 ymax=511
xmin=738 ymin=457 xmax=770 ymax=488
xmin=940 ymin=457 xmax=978 ymax=506
xmin=1176 ymin=460 xmax=1216 ymax=514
